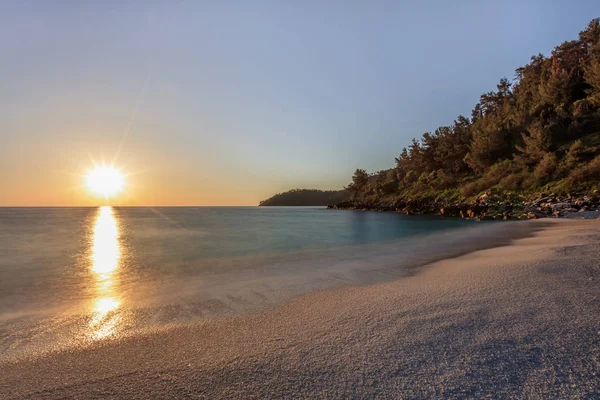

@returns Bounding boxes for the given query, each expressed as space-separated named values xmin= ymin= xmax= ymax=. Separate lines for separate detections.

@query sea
xmin=0 ymin=206 xmax=533 ymax=361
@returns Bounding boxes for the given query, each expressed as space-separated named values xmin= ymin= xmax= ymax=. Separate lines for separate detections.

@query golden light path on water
xmin=89 ymin=206 xmax=122 ymax=339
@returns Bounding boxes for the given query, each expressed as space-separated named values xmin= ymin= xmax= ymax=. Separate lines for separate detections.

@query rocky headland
xmin=328 ymin=190 xmax=600 ymax=220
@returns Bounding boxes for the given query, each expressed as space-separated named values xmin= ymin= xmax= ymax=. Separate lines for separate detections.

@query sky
xmin=1 ymin=1 xmax=599 ymax=206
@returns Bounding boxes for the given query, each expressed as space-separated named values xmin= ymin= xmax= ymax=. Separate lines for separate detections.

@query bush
xmin=426 ymin=169 xmax=455 ymax=190
xmin=499 ymin=173 xmax=523 ymax=190
xmin=521 ymin=172 xmax=535 ymax=189
xmin=572 ymin=99 xmax=594 ymax=117
xmin=551 ymin=179 xmax=571 ymax=196
xmin=534 ymin=153 xmax=558 ymax=182
xmin=461 ymin=177 xmax=495 ymax=197
xmin=564 ymin=140 xmax=584 ymax=167
xmin=462 ymin=160 xmax=515 ymax=196
xmin=418 ymin=172 xmax=430 ymax=184
xmin=567 ymin=155 xmax=600 ymax=189
xmin=462 ymin=181 xmax=481 ymax=197
xmin=403 ymin=170 xmax=418 ymax=184
xmin=483 ymin=160 xmax=515 ymax=184
xmin=567 ymin=168 xmax=588 ymax=188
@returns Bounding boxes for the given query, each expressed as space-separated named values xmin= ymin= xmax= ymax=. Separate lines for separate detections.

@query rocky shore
xmin=327 ymin=191 xmax=600 ymax=220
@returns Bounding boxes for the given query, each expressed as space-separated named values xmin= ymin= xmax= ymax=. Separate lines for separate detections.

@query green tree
xmin=341 ymin=19 xmax=600 ymax=207
xmin=347 ymin=169 xmax=369 ymax=198
xmin=581 ymin=19 xmax=600 ymax=106
xmin=515 ymin=121 xmax=554 ymax=165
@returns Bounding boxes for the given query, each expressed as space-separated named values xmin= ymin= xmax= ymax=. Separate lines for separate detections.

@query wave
xmin=0 ymin=220 xmax=544 ymax=362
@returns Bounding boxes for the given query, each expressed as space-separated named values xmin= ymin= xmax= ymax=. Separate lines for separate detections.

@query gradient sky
xmin=1 ymin=1 xmax=599 ymax=206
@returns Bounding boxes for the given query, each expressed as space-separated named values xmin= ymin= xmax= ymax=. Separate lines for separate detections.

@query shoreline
xmin=328 ymin=191 xmax=600 ymax=221
xmin=2 ymin=219 xmax=600 ymax=398
xmin=0 ymin=219 xmax=544 ymax=364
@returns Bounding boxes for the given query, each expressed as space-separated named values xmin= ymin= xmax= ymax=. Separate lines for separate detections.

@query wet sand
xmin=1 ymin=219 xmax=599 ymax=399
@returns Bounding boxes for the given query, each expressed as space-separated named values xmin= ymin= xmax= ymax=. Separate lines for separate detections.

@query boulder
xmin=528 ymin=211 xmax=547 ymax=219
xmin=551 ymin=202 xmax=572 ymax=211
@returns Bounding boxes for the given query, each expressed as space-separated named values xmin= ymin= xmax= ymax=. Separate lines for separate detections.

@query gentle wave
xmin=0 ymin=213 xmax=541 ymax=362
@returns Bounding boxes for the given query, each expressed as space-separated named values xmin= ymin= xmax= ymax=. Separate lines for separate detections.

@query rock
xmin=553 ymin=207 xmax=578 ymax=217
xmin=327 ymin=190 xmax=600 ymax=221
xmin=528 ymin=211 xmax=547 ymax=219
xmin=551 ymin=202 xmax=572 ymax=211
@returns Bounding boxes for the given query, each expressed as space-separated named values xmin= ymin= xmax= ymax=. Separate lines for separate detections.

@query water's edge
xmin=0 ymin=219 xmax=547 ymax=363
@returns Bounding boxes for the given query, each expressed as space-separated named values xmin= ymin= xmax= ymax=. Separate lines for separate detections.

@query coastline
xmin=2 ymin=218 xmax=599 ymax=398
xmin=328 ymin=191 xmax=600 ymax=221
xmin=0 ymin=218 xmax=542 ymax=364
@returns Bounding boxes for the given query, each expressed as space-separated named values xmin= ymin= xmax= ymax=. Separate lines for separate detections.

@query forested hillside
xmin=335 ymin=19 xmax=600 ymax=219
xmin=259 ymin=189 xmax=350 ymax=206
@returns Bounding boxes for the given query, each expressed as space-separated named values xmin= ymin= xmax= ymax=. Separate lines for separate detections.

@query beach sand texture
xmin=1 ymin=219 xmax=599 ymax=399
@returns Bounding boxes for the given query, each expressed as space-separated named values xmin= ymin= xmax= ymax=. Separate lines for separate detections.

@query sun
xmin=86 ymin=166 xmax=125 ymax=197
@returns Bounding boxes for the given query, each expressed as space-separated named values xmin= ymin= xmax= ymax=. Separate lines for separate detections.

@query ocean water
xmin=0 ymin=206 xmax=533 ymax=360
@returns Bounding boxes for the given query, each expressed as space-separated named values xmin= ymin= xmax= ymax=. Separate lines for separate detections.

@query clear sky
xmin=1 ymin=1 xmax=599 ymax=206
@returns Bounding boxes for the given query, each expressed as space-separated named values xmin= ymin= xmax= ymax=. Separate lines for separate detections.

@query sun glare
xmin=86 ymin=166 xmax=125 ymax=197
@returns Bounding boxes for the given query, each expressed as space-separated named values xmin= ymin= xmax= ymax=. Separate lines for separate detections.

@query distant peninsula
xmin=259 ymin=189 xmax=350 ymax=206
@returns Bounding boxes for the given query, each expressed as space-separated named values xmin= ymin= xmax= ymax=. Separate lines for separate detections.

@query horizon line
xmin=0 ymin=205 xmax=266 ymax=208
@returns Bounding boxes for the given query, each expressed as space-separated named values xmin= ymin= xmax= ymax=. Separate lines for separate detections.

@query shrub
xmin=551 ymin=179 xmax=571 ymax=196
xmin=499 ymin=173 xmax=523 ymax=190
xmin=567 ymin=155 xmax=600 ymax=189
xmin=534 ymin=153 xmax=558 ymax=182
xmin=567 ymin=167 xmax=588 ymax=188
xmin=462 ymin=181 xmax=480 ymax=197
xmin=483 ymin=160 xmax=515 ymax=184
xmin=432 ymin=169 xmax=455 ymax=189
xmin=572 ymin=99 xmax=594 ymax=117
xmin=418 ymin=172 xmax=430 ymax=184
xmin=521 ymin=172 xmax=535 ymax=189
xmin=564 ymin=140 xmax=584 ymax=168
xmin=461 ymin=177 xmax=495 ymax=197
xmin=403 ymin=170 xmax=418 ymax=184
xmin=462 ymin=160 xmax=515 ymax=196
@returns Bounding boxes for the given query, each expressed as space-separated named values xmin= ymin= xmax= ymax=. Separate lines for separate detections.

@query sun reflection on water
xmin=92 ymin=206 xmax=120 ymax=275
xmin=89 ymin=206 xmax=122 ymax=339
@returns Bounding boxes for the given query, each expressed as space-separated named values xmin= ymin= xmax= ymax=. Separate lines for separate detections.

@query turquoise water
xmin=1 ymin=206 xmax=528 ymax=360
xmin=0 ymin=207 xmax=471 ymax=311
xmin=119 ymin=206 xmax=472 ymax=258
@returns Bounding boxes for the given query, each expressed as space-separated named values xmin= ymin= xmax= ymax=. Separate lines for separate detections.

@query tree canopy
xmin=259 ymin=189 xmax=350 ymax=206
xmin=347 ymin=19 xmax=600 ymax=203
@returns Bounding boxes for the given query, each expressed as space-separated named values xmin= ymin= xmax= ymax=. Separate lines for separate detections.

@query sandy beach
xmin=1 ymin=218 xmax=599 ymax=399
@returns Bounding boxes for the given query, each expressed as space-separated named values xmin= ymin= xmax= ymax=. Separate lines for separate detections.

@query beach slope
xmin=2 ymin=219 xmax=599 ymax=399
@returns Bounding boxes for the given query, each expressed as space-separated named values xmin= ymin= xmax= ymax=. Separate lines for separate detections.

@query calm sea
xmin=0 ymin=206 xmax=529 ymax=360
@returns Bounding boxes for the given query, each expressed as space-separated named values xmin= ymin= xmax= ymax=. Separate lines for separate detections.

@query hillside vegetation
xmin=259 ymin=189 xmax=350 ymax=206
xmin=335 ymin=19 xmax=600 ymax=219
